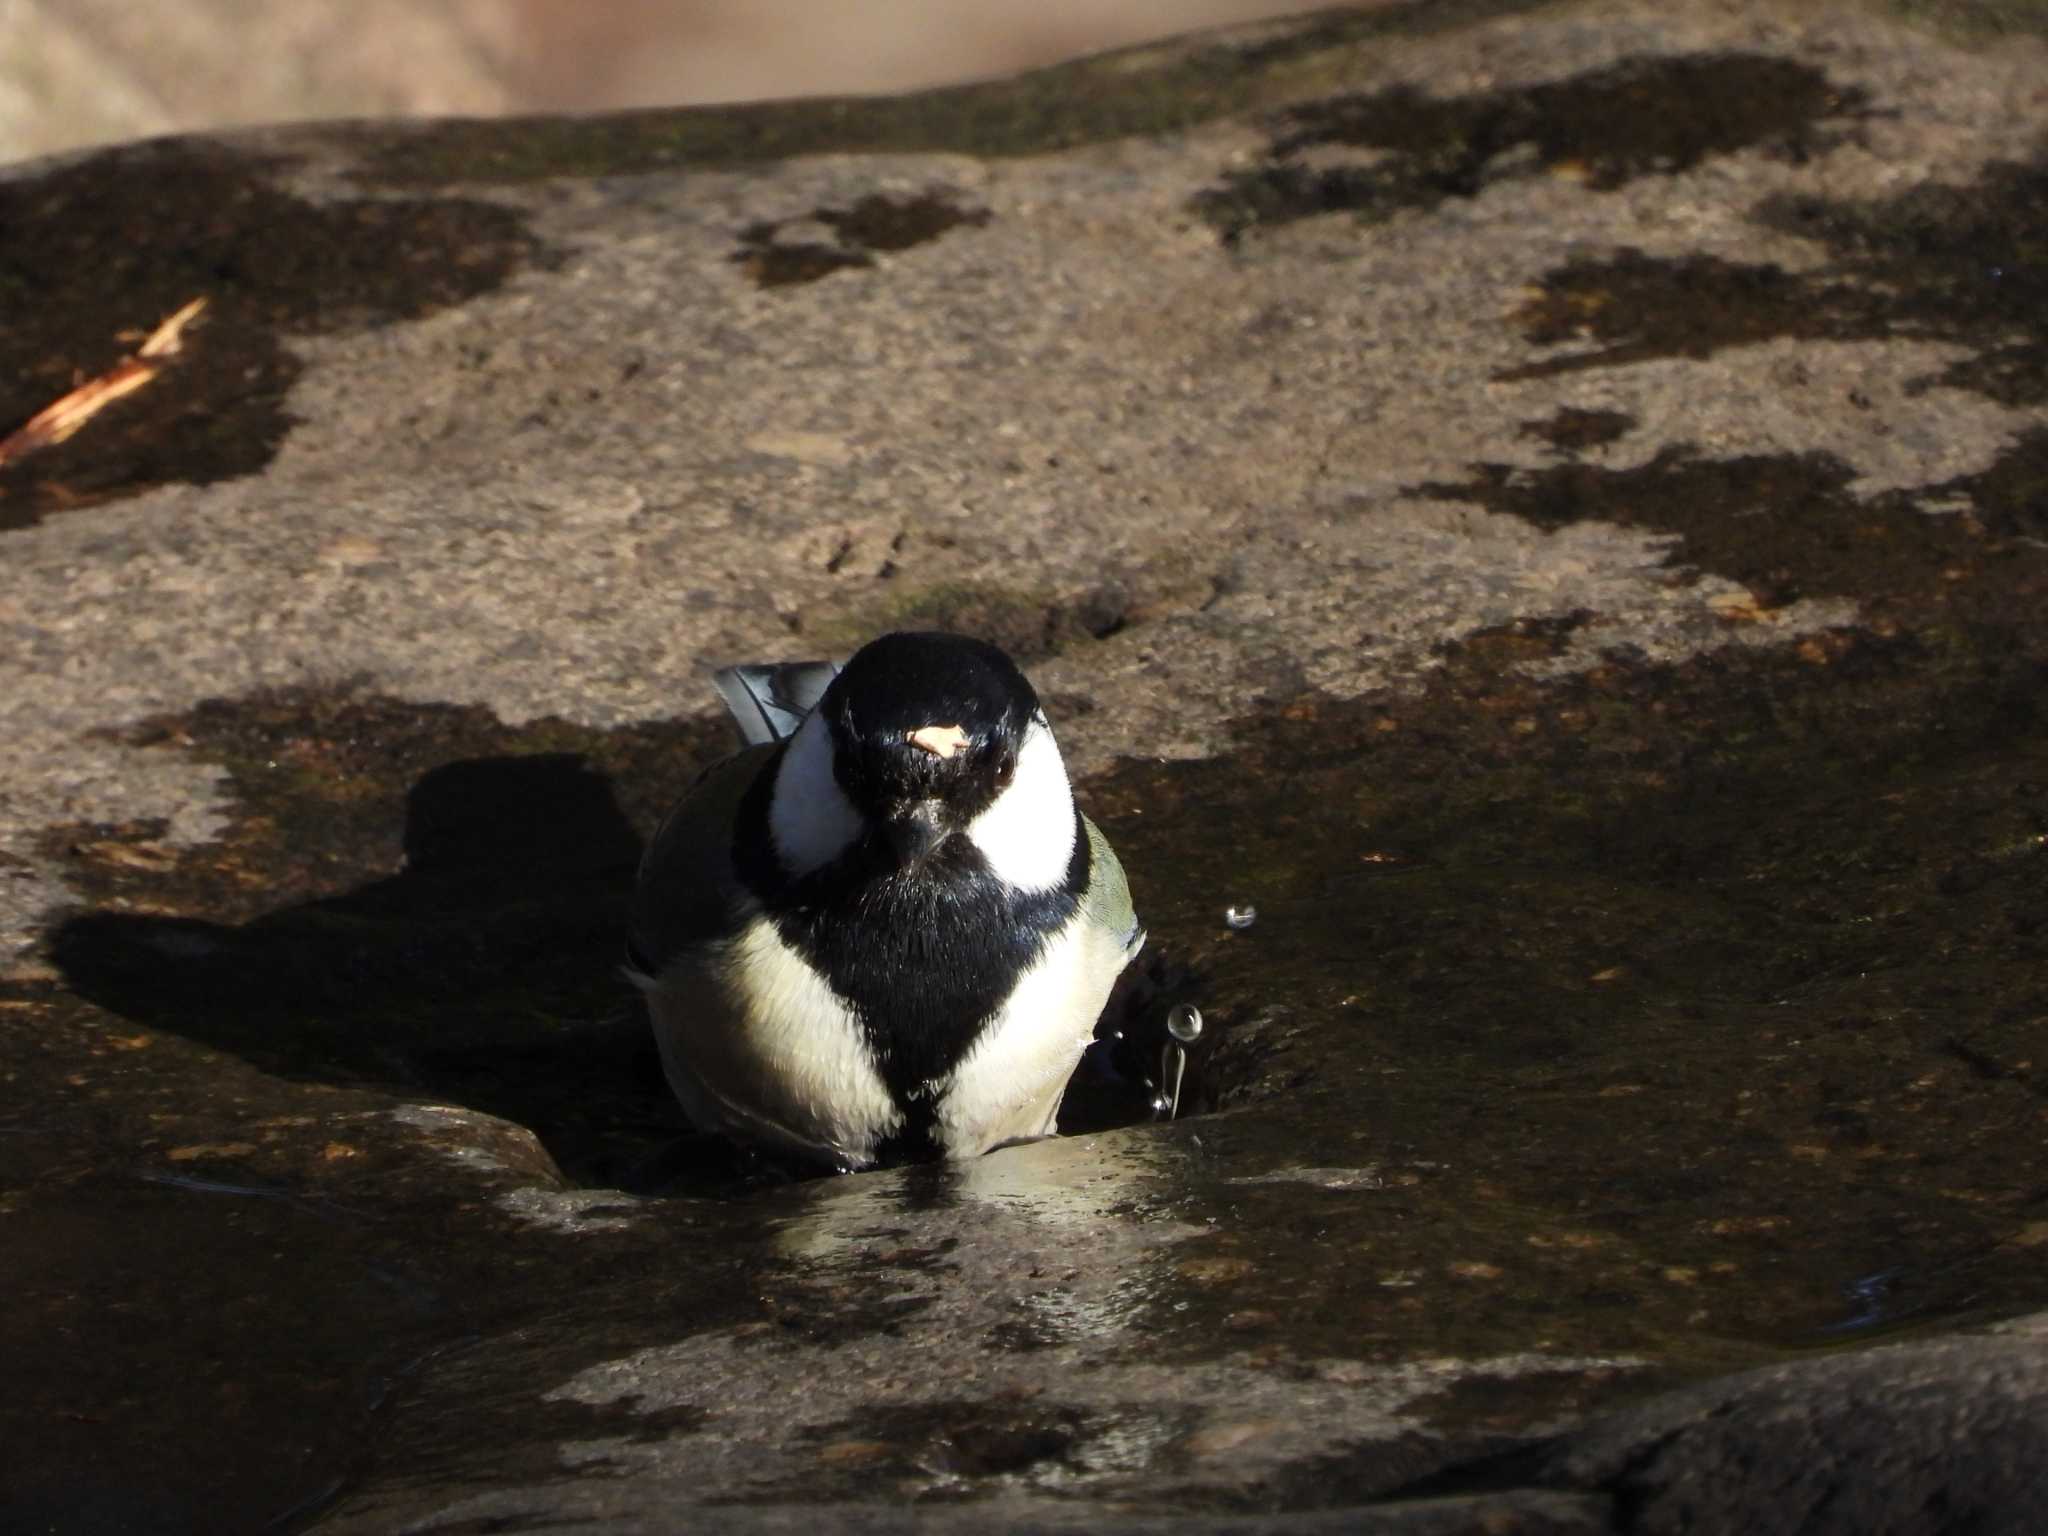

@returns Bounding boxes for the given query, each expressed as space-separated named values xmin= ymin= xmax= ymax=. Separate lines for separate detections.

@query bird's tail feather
xmin=712 ymin=660 xmax=842 ymax=746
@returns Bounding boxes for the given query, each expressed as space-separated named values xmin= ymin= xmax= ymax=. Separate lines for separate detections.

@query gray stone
xmin=1532 ymin=1316 xmax=2048 ymax=1535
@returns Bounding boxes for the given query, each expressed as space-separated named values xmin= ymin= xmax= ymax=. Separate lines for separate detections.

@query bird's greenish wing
xmin=628 ymin=742 xmax=778 ymax=975
xmin=1080 ymin=814 xmax=1145 ymax=958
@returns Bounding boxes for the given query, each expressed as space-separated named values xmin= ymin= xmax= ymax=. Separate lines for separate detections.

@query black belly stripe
xmin=734 ymin=764 xmax=1091 ymax=1137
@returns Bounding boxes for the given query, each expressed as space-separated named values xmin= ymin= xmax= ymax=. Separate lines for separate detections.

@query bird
xmin=626 ymin=630 xmax=1145 ymax=1171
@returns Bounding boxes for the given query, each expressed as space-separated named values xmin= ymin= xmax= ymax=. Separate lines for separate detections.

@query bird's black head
xmin=819 ymin=632 xmax=1039 ymax=864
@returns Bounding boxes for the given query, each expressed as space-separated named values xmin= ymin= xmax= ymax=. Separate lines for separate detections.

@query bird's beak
xmin=883 ymin=799 xmax=947 ymax=865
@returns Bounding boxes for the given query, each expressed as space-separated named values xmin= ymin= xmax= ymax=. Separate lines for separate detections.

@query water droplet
xmin=1224 ymin=905 xmax=1257 ymax=930
xmin=1149 ymin=1093 xmax=1174 ymax=1119
xmin=1159 ymin=1037 xmax=1189 ymax=1120
xmin=1167 ymin=1004 xmax=1204 ymax=1044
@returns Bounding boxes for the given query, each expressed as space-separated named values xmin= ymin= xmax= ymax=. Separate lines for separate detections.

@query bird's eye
xmin=993 ymin=752 xmax=1017 ymax=790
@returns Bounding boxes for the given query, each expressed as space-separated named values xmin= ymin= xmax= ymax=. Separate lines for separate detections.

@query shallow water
xmin=11 ymin=569 xmax=2048 ymax=1529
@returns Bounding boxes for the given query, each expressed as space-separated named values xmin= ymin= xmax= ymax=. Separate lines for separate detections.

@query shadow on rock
xmin=52 ymin=752 xmax=694 ymax=1188
xmin=50 ymin=744 xmax=1189 ymax=1192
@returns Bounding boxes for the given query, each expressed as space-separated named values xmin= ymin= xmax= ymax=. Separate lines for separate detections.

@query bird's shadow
xmin=52 ymin=747 xmax=1191 ymax=1195
xmin=52 ymin=753 xmax=712 ymax=1190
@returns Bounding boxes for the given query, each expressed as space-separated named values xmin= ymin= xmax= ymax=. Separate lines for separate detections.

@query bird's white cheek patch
xmin=935 ymin=918 xmax=1119 ymax=1154
xmin=965 ymin=721 xmax=1076 ymax=893
xmin=769 ymin=712 xmax=864 ymax=876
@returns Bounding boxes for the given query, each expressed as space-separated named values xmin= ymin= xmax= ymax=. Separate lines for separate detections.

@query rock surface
xmin=1530 ymin=1313 xmax=2048 ymax=1535
xmin=3 ymin=2 xmax=2048 ymax=1533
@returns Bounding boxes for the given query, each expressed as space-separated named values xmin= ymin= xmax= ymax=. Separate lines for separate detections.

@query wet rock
xmin=1527 ymin=1315 xmax=2048 ymax=1534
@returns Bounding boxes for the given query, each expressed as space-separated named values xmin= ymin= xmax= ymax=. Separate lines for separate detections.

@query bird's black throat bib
xmin=734 ymin=763 xmax=1090 ymax=1151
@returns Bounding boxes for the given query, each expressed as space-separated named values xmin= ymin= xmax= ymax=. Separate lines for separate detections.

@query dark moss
xmin=1414 ymin=431 xmax=2048 ymax=615
xmin=734 ymin=240 xmax=875 ymax=288
xmin=732 ymin=191 xmax=991 ymax=289
xmin=1192 ymin=53 xmax=1868 ymax=237
xmin=1518 ymin=408 xmax=1636 ymax=454
xmin=822 ymin=191 xmax=991 ymax=253
xmin=0 ymin=143 xmax=542 ymax=524
xmin=1759 ymin=154 xmax=2048 ymax=404
xmin=1445 ymin=609 xmax=1601 ymax=667
xmin=1942 ymin=423 xmax=2048 ymax=541
xmin=1505 ymin=149 xmax=2048 ymax=405
xmin=1503 ymin=249 xmax=1874 ymax=377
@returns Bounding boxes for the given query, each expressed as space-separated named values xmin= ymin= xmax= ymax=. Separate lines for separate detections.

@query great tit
xmin=627 ymin=631 xmax=1145 ymax=1170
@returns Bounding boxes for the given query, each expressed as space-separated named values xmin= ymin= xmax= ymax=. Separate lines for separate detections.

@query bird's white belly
xmin=933 ymin=917 xmax=1126 ymax=1157
xmin=647 ymin=912 xmax=1125 ymax=1166
xmin=647 ymin=918 xmax=902 ymax=1167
